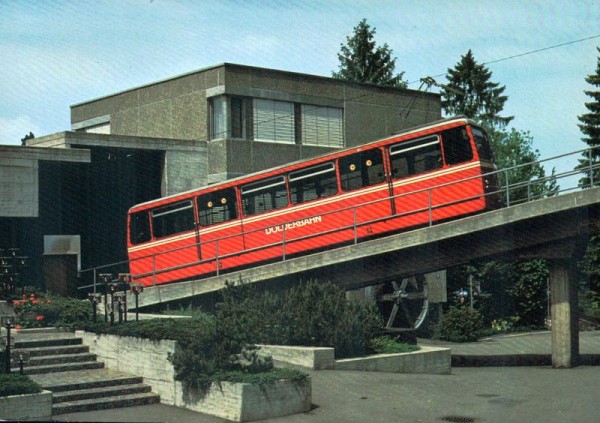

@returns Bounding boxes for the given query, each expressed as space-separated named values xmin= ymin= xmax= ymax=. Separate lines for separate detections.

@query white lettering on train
xmin=265 ymin=216 xmax=323 ymax=235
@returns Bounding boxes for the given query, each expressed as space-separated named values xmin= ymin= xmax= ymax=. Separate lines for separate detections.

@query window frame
xmin=339 ymin=148 xmax=386 ymax=192
xmin=241 ymin=175 xmax=289 ymax=216
xmin=197 ymin=188 xmax=239 ymax=228
xmin=151 ymin=200 xmax=196 ymax=239
xmin=288 ymin=162 xmax=338 ymax=205
xmin=389 ymin=135 xmax=443 ymax=180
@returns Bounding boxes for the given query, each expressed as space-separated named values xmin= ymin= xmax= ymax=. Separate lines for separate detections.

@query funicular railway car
xmin=127 ymin=116 xmax=500 ymax=286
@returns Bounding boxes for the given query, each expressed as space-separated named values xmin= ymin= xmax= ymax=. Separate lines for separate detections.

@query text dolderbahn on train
xmin=127 ymin=117 xmax=500 ymax=286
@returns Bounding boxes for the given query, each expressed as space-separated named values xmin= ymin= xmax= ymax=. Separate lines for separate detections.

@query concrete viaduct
xmin=128 ymin=187 xmax=600 ymax=368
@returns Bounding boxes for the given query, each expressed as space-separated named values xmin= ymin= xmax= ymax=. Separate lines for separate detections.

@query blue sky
xmin=1 ymin=0 xmax=598 ymax=179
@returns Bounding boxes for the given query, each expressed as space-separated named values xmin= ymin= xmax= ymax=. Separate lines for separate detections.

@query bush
xmin=0 ymin=374 xmax=42 ymax=397
xmin=217 ymin=279 xmax=383 ymax=359
xmin=435 ymin=306 xmax=484 ymax=342
xmin=14 ymin=293 xmax=92 ymax=328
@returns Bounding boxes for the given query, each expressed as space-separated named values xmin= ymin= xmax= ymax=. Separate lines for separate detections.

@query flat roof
xmin=70 ymin=62 xmax=439 ymax=108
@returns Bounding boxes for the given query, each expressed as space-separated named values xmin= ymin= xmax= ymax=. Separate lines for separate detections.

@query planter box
xmin=76 ymin=331 xmax=312 ymax=421
xmin=335 ymin=346 xmax=451 ymax=374
xmin=177 ymin=378 xmax=311 ymax=422
xmin=0 ymin=390 xmax=53 ymax=421
xmin=257 ymin=344 xmax=335 ymax=370
xmin=259 ymin=344 xmax=451 ymax=374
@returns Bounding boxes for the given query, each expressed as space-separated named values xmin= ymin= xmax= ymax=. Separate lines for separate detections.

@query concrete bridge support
xmin=549 ymin=259 xmax=579 ymax=368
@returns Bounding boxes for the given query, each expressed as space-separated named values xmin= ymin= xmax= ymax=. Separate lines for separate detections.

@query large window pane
xmin=253 ymin=99 xmax=294 ymax=144
xmin=340 ymin=149 xmax=386 ymax=191
xmin=301 ymin=105 xmax=343 ymax=147
xmin=390 ymin=136 xmax=442 ymax=179
xmin=289 ymin=162 xmax=337 ymax=204
xmin=198 ymin=188 xmax=238 ymax=227
xmin=442 ymin=127 xmax=473 ymax=165
xmin=211 ymin=97 xmax=227 ymax=140
xmin=241 ymin=176 xmax=288 ymax=216
xmin=151 ymin=201 xmax=195 ymax=238
xmin=130 ymin=211 xmax=151 ymax=245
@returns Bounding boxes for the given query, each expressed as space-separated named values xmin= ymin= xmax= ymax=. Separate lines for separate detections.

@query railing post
xmin=505 ymin=170 xmax=511 ymax=206
xmin=428 ymin=189 xmax=433 ymax=226
xmin=589 ymin=148 xmax=594 ymax=187
xmin=216 ymin=240 xmax=220 ymax=276
xmin=152 ymin=255 xmax=157 ymax=287
xmin=282 ymin=226 xmax=287 ymax=261
xmin=353 ymin=208 xmax=358 ymax=244
xmin=92 ymin=268 xmax=97 ymax=295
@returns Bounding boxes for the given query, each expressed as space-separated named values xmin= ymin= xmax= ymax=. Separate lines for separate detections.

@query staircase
xmin=10 ymin=330 xmax=160 ymax=415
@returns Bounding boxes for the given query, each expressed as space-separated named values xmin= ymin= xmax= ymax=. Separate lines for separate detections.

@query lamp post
xmin=4 ymin=319 xmax=14 ymax=373
xmin=130 ymin=283 xmax=144 ymax=321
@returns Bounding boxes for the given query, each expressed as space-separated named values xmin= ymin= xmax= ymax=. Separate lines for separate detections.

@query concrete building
xmin=1 ymin=63 xmax=441 ymax=289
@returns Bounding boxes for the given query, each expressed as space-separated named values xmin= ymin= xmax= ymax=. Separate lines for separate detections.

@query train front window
xmin=442 ymin=127 xmax=473 ymax=165
xmin=130 ymin=211 xmax=151 ymax=245
xmin=241 ymin=176 xmax=288 ymax=216
xmin=151 ymin=200 xmax=195 ymax=239
xmin=471 ymin=127 xmax=494 ymax=161
xmin=340 ymin=149 xmax=385 ymax=191
xmin=390 ymin=136 xmax=442 ymax=179
xmin=198 ymin=188 xmax=238 ymax=227
xmin=289 ymin=162 xmax=337 ymax=204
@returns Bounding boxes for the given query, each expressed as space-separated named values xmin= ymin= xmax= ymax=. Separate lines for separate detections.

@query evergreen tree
xmin=332 ymin=19 xmax=407 ymax=88
xmin=577 ymin=46 xmax=600 ymax=188
xmin=442 ymin=49 xmax=513 ymax=129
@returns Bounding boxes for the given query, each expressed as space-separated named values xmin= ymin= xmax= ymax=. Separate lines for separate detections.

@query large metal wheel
xmin=376 ymin=275 xmax=429 ymax=331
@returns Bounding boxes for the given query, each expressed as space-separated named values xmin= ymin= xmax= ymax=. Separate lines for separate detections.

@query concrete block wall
xmin=0 ymin=390 xmax=53 ymax=421
xmin=257 ymin=345 xmax=335 ymax=370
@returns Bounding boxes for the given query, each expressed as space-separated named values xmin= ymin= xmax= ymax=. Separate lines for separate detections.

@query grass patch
xmin=369 ymin=336 xmax=419 ymax=354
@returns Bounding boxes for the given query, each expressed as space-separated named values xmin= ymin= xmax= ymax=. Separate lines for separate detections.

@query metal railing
xmin=78 ymin=145 xmax=600 ymax=294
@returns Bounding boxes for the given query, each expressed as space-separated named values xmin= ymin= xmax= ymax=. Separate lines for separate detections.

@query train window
xmin=442 ymin=127 xmax=474 ymax=165
xmin=471 ymin=127 xmax=493 ymax=161
xmin=151 ymin=200 xmax=195 ymax=239
xmin=339 ymin=149 xmax=385 ymax=191
xmin=390 ymin=136 xmax=442 ymax=179
xmin=289 ymin=162 xmax=337 ymax=204
xmin=241 ymin=176 xmax=288 ymax=216
xmin=198 ymin=188 xmax=238 ymax=227
xmin=130 ymin=211 xmax=151 ymax=245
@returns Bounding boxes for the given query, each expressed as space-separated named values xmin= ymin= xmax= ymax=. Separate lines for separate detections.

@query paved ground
xmin=55 ymin=330 xmax=600 ymax=423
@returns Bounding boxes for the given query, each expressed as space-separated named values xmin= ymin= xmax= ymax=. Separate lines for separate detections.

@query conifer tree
xmin=577 ymin=46 xmax=600 ymax=188
xmin=442 ymin=49 xmax=513 ymax=129
xmin=332 ymin=19 xmax=407 ymax=88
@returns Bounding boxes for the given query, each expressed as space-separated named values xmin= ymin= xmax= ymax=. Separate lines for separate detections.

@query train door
xmin=337 ymin=148 xmax=392 ymax=238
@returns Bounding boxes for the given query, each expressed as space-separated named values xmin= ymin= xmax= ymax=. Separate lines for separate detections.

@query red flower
xmin=36 ymin=315 xmax=44 ymax=321
xmin=32 ymin=299 xmax=39 ymax=304
xmin=15 ymin=325 xmax=23 ymax=329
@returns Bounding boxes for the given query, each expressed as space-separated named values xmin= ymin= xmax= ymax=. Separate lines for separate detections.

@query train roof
xmin=129 ymin=115 xmax=477 ymax=213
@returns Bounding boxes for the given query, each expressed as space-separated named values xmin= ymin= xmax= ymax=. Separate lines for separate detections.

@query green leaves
xmin=332 ymin=19 xmax=407 ymax=88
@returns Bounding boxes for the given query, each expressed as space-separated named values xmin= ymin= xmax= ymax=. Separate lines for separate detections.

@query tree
xmin=442 ymin=50 xmax=513 ymax=129
xmin=332 ymin=19 xmax=407 ymax=88
xmin=577 ymin=46 xmax=600 ymax=188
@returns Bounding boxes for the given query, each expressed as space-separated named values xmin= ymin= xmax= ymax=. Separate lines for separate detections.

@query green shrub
xmin=369 ymin=336 xmax=419 ymax=354
xmin=217 ymin=280 xmax=383 ymax=359
xmin=435 ymin=306 xmax=484 ymax=342
xmin=0 ymin=374 xmax=42 ymax=397
xmin=14 ymin=293 xmax=92 ymax=328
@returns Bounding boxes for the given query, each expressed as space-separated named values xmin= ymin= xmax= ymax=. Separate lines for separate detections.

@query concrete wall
xmin=0 ymin=390 xmax=53 ymax=421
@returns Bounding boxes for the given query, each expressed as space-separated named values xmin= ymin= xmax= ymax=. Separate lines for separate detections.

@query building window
xmin=301 ymin=105 xmax=343 ymax=147
xmin=211 ymin=96 xmax=228 ymax=140
xmin=253 ymin=99 xmax=295 ymax=144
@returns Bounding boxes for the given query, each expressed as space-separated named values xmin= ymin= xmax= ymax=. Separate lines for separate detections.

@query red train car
xmin=127 ymin=117 xmax=500 ymax=286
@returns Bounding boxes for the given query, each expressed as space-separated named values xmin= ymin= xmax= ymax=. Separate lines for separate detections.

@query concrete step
xmin=16 ymin=360 xmax=105 ymax=375
xmin=30 ymin=368 xmax=145 ymax=393
xmin=25 ymin=352 xmax=97 ymax=367
xmin=12 ymin=344 xmax=90 ymax=358
xmin=52 ymin=383 xmax=153 ymax=404
xmin=52 ymin=391 xmax=160 ymax=415
xmin=14 ymin=336 xmax=82 ymax=349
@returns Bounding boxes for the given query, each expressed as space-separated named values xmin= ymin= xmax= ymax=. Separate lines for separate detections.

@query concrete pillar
xmin=549 ymin=259 xmax=579 ymax=368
